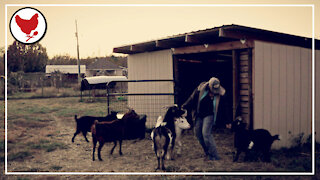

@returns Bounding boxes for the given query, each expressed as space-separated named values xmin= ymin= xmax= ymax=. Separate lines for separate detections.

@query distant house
xmin=45 ymin=65 xmax=86 ymax=79
xmin=86 ymin=59 xmax=126 ymax=77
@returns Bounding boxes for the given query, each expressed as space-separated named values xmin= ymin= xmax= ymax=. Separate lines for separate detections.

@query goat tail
xmin=74 ymin=115 xmax=78 ymax=121
xmin=273 ymin=134 xmax=281 ymax=141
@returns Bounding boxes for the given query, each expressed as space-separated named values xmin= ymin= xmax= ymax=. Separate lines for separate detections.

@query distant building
xmin=45 ymin=65 xmax=86 ymax=79
xmin=86 ymin=59 xmax=126 ymax=77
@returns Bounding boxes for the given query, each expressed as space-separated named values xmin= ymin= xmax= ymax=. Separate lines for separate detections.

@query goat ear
xmin=126 ymin=106 xmax=133 ymax=111
xmin=162 ymin=105 xmax=171 ymax=109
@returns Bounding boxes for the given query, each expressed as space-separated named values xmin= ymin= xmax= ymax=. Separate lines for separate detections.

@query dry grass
xmin=0 ymin=97 xmax=318 ymax=180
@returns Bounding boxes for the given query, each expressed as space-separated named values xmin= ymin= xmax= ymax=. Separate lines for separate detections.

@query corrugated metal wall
xmin=254 ymin=41 xmax=312 ymax=149
xmin=127 ymin=49 xmax=174 ymax=128
xmin=316 ymin=50 xmax=320 ymax=143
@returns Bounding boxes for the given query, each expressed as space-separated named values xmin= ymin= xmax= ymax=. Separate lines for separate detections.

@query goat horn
xmin=162 ymin=105 xmax=173 ymax=109
xmin=125 ymin=106 xmax=133 ymax=110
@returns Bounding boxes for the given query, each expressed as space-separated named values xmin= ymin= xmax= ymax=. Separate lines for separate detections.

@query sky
xmin=1 ymin=0 xmax=320 ymax=59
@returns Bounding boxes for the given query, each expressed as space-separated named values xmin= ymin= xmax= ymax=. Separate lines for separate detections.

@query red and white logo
xmin=10 ymin=7 xmax=47 ymax=44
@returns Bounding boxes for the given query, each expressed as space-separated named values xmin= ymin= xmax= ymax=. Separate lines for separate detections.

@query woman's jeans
xmin=195 ymin=115 xmax=220 ymax=160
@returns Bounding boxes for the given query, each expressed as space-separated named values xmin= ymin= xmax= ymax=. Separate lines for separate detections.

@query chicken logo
xmin=10 ymin=7 xmax=47 ymax=44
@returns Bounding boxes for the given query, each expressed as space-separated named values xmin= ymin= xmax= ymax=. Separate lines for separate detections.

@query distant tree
xmin=0 ymin=47 xmax=4 ymax=75
xmin=108 ymin=55 xmax=127 ymax=67
xmin=47 ymin=54 xmax=127 ymax=68
xmin=7 ymin=41 xmax=48 ymax=72
xmin=48 ymin=54 xmax=97 ymax=66
xmin=48 ymin=54 xmax=77 ymax=65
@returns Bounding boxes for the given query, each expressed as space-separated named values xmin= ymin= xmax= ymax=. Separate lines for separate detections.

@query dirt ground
xmin=1 ymin=98 xmax=318 ymax=180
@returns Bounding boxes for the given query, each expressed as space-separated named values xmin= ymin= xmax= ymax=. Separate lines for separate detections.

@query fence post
xmin=41 ymin=76 xmax=44 ymax=97
xmin=106 ymin=83 xmax=110 ymax=114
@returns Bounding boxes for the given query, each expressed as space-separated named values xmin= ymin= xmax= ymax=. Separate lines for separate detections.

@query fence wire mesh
xmin=106 ymin=80 xmax=175 ymax=128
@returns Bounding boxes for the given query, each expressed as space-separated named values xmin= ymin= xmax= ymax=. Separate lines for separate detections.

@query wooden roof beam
xmin=130 ymin=41 xmax=157 ymax=52
xmin=219 ymin=27 xmax=314 ymax=49
xmin=113 ymin=46 xmax=132 ymax=54
xmin=173 ymin=40 xmax=253 ymax=55
xmin=156 ymin=37 xmax=185 ymax=48
xmin=219 ymin=28 xmax=247 ymax=40
xmin=185 ymin=34 xmax=201 ymax=43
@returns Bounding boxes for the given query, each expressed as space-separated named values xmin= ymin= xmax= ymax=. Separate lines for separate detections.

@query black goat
xmin=151 ymin=105 xmax=185 ymax=171
xmin=161 ymin=105 xmax=186 ymax=160
xmin=152 ymin=126 xmax=172 ymax=171
xmin=72 ymin=111 xmax=118 ymax=143
xmin=121 ymin=109 xmax=147 ymax=140
xmin=232 ymin=116 xmax=280 ymax=162
xmin=91 ymin=109 xmax=147 ymax=161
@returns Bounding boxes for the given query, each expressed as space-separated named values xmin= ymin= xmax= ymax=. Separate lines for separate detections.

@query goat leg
xmin=98 ymin=142 xmax=105 ymax=161
xmin=110 ymin=141 xmax=117 ymax=155
xmin=119 ymin=140 xmax=123 ymax=155
xmin=72 ymin=130 xmax=81 ymax=143
xmin=244 ymin=150 xmax=250 ymax=161
xmin=92 ymin=137 xmax=97 ymax=161
xmin=262 ymin=150 xmax=271 ymax=162
xmin=233 ymin=149 xmax=241 ymax=162
xmin=82 ymin=131 xmax=89 ymax=142
xmin=161 ymin=156 xmax=166 ymax=171
xmin=156 ymin=157 xmax=161 ymax=171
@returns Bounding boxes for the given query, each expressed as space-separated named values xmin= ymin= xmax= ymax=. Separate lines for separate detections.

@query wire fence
xmin=5 ymin=74 xmax=176 ymax=128
xmin=106 ymin=80 xmax=175 ymax=128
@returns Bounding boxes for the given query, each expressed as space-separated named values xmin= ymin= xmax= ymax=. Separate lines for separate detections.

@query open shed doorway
xmin=174 ymin=50 xmax=235 ymax=128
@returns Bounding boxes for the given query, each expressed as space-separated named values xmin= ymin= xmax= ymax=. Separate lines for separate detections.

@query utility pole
xmin=75 ymin=20 xmax=81 ymax=85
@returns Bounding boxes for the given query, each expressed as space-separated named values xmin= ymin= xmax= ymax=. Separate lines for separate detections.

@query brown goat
xmin=91 ymin=119 xmax=125 ymax=161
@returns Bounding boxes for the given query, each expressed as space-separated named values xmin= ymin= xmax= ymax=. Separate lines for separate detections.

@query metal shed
xmin=113 ymin=24 xmax=320 ymax=149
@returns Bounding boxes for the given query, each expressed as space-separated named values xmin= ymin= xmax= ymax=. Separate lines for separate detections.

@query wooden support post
xmin=247 ymin=48 xmax=253 ymax=130
xmin=232 ymin=50 xmax=239 ymax=121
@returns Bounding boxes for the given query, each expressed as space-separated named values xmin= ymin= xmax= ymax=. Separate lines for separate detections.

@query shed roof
xmin=46 ymin=65 xmax=86 ymax=74
xmin=113 ymin=24 xmax=320 ymax=54
xmin=87 ymin=59 xmax=121 ymax=70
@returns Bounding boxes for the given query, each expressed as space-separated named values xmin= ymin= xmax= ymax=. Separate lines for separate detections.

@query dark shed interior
xmin=174 ymin=51 xmax=234 ymax=127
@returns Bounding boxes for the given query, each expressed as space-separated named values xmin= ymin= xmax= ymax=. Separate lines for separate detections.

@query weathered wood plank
xmin=241 ymin=108 xmax=250 ymax=114
xmin=240 ymin=61 xmax=249 ymax=66
xmin=240 ymin=90 xmax=249 ymax=96
xmin=240 ymin=102 xmax=249 ymax=108
xmin=240 ymin=84 xmax=249 ymax=90
xmin=240 ymin=78 xmax=249 ymax=84
xmin=240 ymin=73 xmax=248 ymax=78
xmin=240 ymin=96 xmax=249 ymax=102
